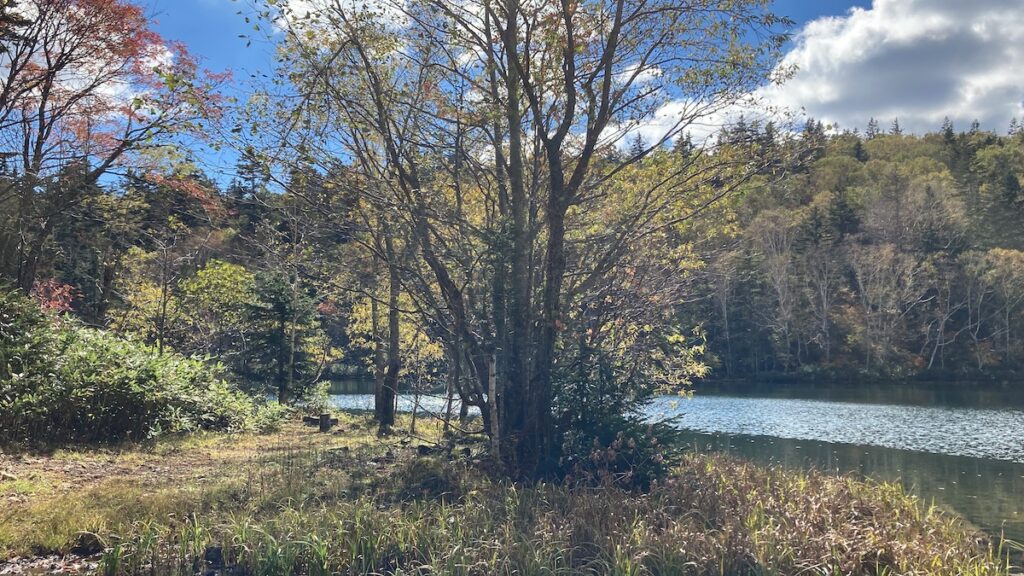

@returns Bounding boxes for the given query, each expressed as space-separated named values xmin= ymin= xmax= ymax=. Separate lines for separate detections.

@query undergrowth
xmin=0 ymin=288 xmax=286 ymax=446
xmin=5 ymin=420 xmax=1010 ymax=575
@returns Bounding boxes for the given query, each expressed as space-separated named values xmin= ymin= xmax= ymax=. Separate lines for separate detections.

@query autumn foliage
xmin=0 ymin=0 xmax=227 ymax=289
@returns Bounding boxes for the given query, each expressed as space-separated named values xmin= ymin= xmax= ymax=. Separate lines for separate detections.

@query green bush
xmin=0 ymin=288 xmax=284 ymax=446
xmin=555 ymin=344 xmax=687 ymax=490
xmin=0 ymin=287 xmax=54 ymax=383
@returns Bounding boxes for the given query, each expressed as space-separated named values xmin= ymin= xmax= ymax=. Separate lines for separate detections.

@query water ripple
xmin=647 ymin=396 xmax=1024 ymax=463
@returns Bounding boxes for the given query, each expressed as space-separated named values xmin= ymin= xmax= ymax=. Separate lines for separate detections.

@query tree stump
xmin=303 ymin=414 xmax=338 ymax=432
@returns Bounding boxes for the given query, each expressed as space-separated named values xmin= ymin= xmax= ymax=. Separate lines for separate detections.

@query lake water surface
xmin=330 ymin=383 xmax=1024 ymax=544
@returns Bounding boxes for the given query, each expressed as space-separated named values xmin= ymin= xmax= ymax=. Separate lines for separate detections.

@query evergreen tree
xmin=673 ymin=132 xmax=695 ymax=158
xmin=826 ymin=190 xmax=859 ymax=239
xmin=802 ymin=118 xmax=827 ymax=162
xmin=866 ymin=117 xmax=880 ymax=139
xmin=941 ymin=117 xmax=955 ymax=143
xmin=853 ymin=140 xmax=869 ymax=162
xmin=246 ymin=270 xmax=321 ymax=403
xmin=227 ymin=149 xmax=272 ymax=239
xmin=628 ymin=133 xmax=648 ymax=159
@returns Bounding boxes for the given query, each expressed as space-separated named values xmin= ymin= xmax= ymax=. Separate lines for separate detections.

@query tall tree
xmin=0 ymin=0 xmax=224 ymax=290
xmin=256 ymin=0 xmax=789 ymax=478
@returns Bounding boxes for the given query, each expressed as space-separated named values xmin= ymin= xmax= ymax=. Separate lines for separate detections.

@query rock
xmin=70 ymin=533 xmax=104 ymax=556
xmin=203 ymin=545 xmax=224 ymax=567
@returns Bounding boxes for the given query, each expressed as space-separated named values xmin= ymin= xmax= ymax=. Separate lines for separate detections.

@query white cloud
xmin=615 ymin=63 xmax=663 ymax=87
xmin=616 ymin=91 xmax=796 ymax=151
xmin=759 ymin=0 xmax=1024 ymax=134
xmin=142 ymin=45 xmax=176 ymax=72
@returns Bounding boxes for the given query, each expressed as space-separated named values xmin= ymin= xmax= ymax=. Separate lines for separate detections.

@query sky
xmin=144 ymin=0 xmax=1024 ymax=146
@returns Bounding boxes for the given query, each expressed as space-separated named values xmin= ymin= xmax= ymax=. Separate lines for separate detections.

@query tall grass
xmin=90 ymin=443 xmax=1014 ymax=576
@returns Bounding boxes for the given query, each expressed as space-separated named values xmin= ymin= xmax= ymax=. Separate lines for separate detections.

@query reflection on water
xmin=330 ymin=392 xmax=475 ymax=415
xmin=677 ymin=431 xmax=1024 ymax=544
xmin=326 ymin=379 xmax=375 ymax=395
xmin=648 ymin=395 xmax=1024 ymax=462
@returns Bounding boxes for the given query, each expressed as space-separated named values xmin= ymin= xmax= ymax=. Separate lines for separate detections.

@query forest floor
xmin=0 ymin=414 xmax=395 ymax=573
xmin=0 ymin=413 xmax=1018 ymax=575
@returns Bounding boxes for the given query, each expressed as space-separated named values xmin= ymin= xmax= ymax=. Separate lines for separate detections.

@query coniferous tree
xmin=866 ymin=117 xmax=880 ymax=139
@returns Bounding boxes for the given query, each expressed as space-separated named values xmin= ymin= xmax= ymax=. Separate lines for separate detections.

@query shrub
xmin=0 ymin=288 xmax=283 ymax=446
xmin=554 ymin=340 xmax=691 ymax=490
xmin=0 ymin=287 xmax=54 ymax=383
xmin=560 ymin=414 xmax=684 ymax=491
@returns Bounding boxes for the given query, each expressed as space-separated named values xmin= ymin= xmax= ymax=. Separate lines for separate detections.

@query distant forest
xmin=684 ymin=118 xmax=1024 ymax=381
xmin=3 ymin=118 xmax=1023 ymax=389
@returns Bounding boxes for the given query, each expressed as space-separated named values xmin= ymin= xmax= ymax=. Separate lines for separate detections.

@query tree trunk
xmin=378 ymin=233 xmax=401 ymax=433
xmin=156 ymin=248 xmax=170 ymax=356
xmin=287 ymin=276 xmax=298 ymax=403
xmin=496 ymin=0 xmax=533 ymax=477
xmin=372 ymin=295 xmax=386 ymax=421
xmin=14 ymin=176 xmax=36 ymax=292
xmin=488 ymin=355 xmax=501 ymax=462
xmin=526 ymin=171 xmax=568 ymax=478
xmin=410 ymin=375 xmax=420 ymax=434
xmin=277 ymin=314 xmax=288 ymax=405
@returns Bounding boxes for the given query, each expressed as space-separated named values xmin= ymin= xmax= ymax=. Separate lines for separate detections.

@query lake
xmin=330 ymin=383 xmax=1024 ymax=544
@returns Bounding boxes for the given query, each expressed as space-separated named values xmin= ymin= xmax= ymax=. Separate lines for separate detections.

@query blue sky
xmin=143 ymin=0 xmax=1024 ymax=177
xmin=146 ymin=0 xmax=276 ymax=82
xmin=148 ymin=0 xmax=872 ymax=89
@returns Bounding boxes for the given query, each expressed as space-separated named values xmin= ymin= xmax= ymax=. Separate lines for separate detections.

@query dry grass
xmin=1 ymin=413 xmax=1017 ymax=575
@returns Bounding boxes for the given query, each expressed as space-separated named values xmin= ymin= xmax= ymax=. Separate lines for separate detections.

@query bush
xmin=0 ymin=287 xmax=54 ymax=383
xmin=554 ymin=343 xmax=688 ymax=490
xmin=0 ymin=288 xmax=283 ymax=446
xmin=560 ymin=413 xmax=684 ymax=491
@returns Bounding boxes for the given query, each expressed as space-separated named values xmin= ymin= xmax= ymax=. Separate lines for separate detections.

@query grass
xmin=0 ymin=413 xmax=1017 ymax=575
xmin=0 ymin=476 xmax=49 ymax=497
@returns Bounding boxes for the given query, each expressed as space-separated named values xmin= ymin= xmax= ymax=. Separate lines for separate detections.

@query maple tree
xmin=0 ymin=0 xmax=226 ymax=290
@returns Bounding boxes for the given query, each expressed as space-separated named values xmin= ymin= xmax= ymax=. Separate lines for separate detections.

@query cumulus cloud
xmin=760 ymin=0 xmax=1024 ymax=134
xmin=622 ymin=96 xmax=775 ymax=148
xmin=273 ymin=0 xmax=1024 ymax=146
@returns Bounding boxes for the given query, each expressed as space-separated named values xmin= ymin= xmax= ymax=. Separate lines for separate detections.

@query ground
xmin=0 ymin=413 xmax=1017 ymax=575
xmin=0 ymin=414 xmax=411 ymax=573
